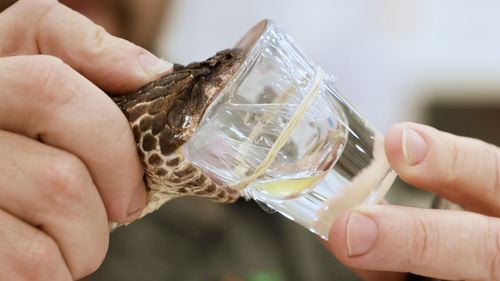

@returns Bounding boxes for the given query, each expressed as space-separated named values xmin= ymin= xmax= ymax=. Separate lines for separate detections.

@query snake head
xmin=113 ymin=49 xmax=245 ymax=218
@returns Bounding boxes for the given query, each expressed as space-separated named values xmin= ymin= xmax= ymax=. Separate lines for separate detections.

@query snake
xmin=112 ymin=49 xmax=246 ymax=224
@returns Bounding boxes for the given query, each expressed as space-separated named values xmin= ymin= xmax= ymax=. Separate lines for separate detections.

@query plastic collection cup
xmin=184 ymin=20 xmax=397 ymax=239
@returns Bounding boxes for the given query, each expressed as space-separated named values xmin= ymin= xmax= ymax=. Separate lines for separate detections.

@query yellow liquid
xmin=254 ymin=173 xmax=325 ymax=198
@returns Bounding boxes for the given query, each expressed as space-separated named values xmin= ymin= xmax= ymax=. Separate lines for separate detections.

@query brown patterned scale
xmin=112 ymin=49 xmax=244 ymax=222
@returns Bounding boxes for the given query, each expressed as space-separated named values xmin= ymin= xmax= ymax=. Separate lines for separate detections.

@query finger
xmin=385 ymin=122 xmax=500 ymax=216
xmin=0 ymin=0 xmax=172 ymax=93
xmin=0 ymin=209 xmax=72 ymax=281
xmin=0 ymin=55 xmax=146 ymax=223
xmin=320 ymin=199 xmax=410 ymax=281
xmin=319 ymin=240 xmax=409 ymax=281
xmin=327 ymin=205 xmax=500 ymax=281
xmin=0 ymin=130 xmax=108 ymax=279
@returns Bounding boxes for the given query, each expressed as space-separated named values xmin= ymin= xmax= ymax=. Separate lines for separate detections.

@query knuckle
xmin=407 ymin=215 xmax=439 ymax=268
xmin=43 ymin=153 xmax=89 ymax=204
xmin=81 ymin=24 xmax=114 ymax=57
xmin=23 ymin=55 xmax=75 ymax=105
xmin=16 ymin=0 xmax=59 ymax=17
xmin=19 ymin=0 xmax=58 ymax=9
xmin=16 ymin=231 xmax=61 ymax=280
xmin=25 ymin=55 xmax=65 ymax=82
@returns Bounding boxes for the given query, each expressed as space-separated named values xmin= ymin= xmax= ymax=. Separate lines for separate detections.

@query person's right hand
xmin=0 ymin=0 xmax=172 ymax=280
xmin=326 ymin=122 xmax=500 ymax=281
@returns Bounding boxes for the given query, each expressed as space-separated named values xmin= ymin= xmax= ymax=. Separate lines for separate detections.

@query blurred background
xmin=94 ymin=1 xmax=500 ymax=280
xmin=2 ymin=0 xmax=499 ymax=280
xmin=157 ymin=0 xmax=500 ymax=210
xmin=88 ymin=0 xmax=500 ymax=280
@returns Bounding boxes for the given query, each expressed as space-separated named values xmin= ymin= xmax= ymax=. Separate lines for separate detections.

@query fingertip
xmin=105 ymin=181 xmax=147 ymax=224
xmin=327 ymin=209 xmax=352 ymax=257
xmin=384 ymin=123 xmax=407 ymax=168
xmin=110 ymin=49 xmax=173 ymax=93
xmin=385 ymin=122 xmax=432 ymax=172
xmin=328 ymin=205 xmax=403 ymax=272
xmin=82 ymin=48 xmax=173 ymax=94
xmin=138 ymin=53 xmax=173 ymax=78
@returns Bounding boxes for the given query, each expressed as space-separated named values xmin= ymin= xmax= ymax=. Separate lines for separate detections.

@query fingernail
xmin=346 ymin=211 xmax=378 ymax=257
xmin=138 ymin=53 xmax=173 ymax=76
xmin=127 ymin=183 xmax=147 ymax=216
xmin=402 ymin=127 xmax=428 ymax=166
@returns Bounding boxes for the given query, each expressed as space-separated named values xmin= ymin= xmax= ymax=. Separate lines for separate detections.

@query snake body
xmin=113 ymin=49 xmax=244 ymax=218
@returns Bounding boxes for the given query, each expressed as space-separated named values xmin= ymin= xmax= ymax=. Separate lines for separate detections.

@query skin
xmin=0 ymin=0 xmax=169 ymax=50
xmin=0 ymin=0 xmax=172 ymax=280
xmin=326 ymin=122 xmax=500 ymax=281
xmin=1 ymin=1 xmax=499 ymax=280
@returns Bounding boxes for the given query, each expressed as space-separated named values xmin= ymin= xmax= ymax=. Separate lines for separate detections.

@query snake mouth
xmin=184 ymin=19 xmax=340 ymax=197
xmin=235 ymin=20 xmax=268 ymax=50
xmin=181 ymin=21 xmax=271 ymax=193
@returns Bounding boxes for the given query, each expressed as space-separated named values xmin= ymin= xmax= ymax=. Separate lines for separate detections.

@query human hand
xmin=0 ymin=0 xmax=172 ymax=280
xmin=325 ymin=122 xmax=500 ymax=281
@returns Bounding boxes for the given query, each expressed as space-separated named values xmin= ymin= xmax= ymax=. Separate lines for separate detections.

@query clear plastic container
xmin=184 ymin=20 xmax=396 ymax=239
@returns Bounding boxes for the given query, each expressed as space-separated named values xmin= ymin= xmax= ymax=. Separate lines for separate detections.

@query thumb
xmin=0 ymin=0 xmax=173 ymax=93
xmin=326 ymin=205 xmax=500 ymax=281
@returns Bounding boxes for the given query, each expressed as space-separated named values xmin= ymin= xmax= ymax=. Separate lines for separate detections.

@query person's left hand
xmin=324 ymin=122 xmax=500 ymax=281
xmin=0 ymin=1 xmax=172 ymax=279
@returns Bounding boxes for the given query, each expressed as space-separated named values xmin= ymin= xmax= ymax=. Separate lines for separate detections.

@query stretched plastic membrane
xmin=184 ymin=20 xmax=396 ymax=239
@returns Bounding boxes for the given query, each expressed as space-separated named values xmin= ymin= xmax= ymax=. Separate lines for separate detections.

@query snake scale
xmin=113 ymin=49 xmax=245 ymax=221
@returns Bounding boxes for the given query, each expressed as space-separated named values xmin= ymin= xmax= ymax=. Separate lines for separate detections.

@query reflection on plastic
xmin=185 ymin=20 xmax=396 ymax=239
